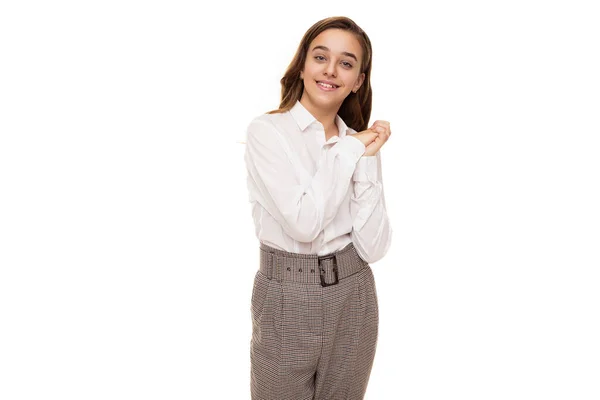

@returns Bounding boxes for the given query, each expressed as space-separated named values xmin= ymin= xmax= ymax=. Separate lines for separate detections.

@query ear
xmin=354 ymin=72 xmax=365 ymax=92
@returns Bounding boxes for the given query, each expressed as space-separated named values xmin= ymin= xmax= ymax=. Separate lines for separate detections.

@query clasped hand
xmin=349 ymin=120 xmax=391 ymax=157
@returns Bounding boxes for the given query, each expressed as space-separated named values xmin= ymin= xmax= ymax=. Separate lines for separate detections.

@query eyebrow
xmin=311 ymin=45 xmax=358 ymax=62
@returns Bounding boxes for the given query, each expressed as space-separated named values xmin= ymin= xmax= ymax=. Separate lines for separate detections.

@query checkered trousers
xmin=250 ymin=242 xmax=379 ymax=400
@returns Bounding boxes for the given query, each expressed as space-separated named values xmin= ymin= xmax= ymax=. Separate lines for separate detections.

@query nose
xmin=324 ymin=60 xmax=337 ymax=77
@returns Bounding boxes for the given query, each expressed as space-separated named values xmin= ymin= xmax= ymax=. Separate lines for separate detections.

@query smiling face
xmin=300 ymin=28 xmax=365 ymax=115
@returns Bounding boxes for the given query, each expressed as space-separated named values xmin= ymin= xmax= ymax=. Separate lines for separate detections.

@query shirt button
xmin=299 ymin=268 xmax=302 ymax=272
xmin=311 ymin=269 xmax=315 ymax=273
xmin=287 ymin=267 xmax=291 ymax=271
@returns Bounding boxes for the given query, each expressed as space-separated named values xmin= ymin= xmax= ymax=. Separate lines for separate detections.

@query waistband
xmin=259 ymin=242 xmax=369 ymax=287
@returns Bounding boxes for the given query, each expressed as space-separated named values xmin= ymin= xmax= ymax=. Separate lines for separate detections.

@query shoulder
xmin=248 ymin=111 xmax=287 ymax=128
xmin=246 ymin=111 xmax=291 ymax=139
xmin=245 ymin=112 xmax=291 ymax=149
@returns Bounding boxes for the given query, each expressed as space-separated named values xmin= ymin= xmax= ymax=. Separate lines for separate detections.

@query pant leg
xmin=314 ymin=266 xmax=379 ymax=400
xmin=250 ymin=270 xmax=322 ymax=400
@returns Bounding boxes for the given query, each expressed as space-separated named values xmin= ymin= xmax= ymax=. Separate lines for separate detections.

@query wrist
xmin=363 ymin=148 xmax=378 ymax=157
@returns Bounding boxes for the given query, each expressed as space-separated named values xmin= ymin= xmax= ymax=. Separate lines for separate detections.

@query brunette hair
xmin=267 ymin=16 xmax=373 ymax=132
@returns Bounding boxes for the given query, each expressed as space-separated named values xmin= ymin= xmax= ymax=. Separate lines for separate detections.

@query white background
xmin=1 ymin=0 xmax=599 ymax=399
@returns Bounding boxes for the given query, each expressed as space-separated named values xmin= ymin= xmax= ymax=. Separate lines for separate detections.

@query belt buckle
xmin=318 ymin=254 xmax=339 ymax=287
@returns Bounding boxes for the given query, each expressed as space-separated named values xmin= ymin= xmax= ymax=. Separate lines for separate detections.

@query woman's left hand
xmin=364 ymin=120 xmax=391 ymax=156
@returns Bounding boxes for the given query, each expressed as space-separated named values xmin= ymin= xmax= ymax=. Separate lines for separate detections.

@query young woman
xmin=244 ymin=16 xmax=392 ymax=400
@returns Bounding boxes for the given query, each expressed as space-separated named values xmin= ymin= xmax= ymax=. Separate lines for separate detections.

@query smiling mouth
xmin=316 ymin=81 xmax=339 ymax=89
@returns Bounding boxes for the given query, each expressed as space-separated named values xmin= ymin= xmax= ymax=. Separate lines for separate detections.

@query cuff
xmin=336 ymin=135 xmax=366 ymax=164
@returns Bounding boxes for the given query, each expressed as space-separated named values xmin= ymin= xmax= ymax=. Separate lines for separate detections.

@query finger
xmin=374 ymin=127 xmax=390 ymax=140
xmin=372 ymin=120 xmax=390 ymax=129
xmin=365 ymin=131 xmax=378 ymax=143
xmin=370 ymin=122 xmax=389 ymax=131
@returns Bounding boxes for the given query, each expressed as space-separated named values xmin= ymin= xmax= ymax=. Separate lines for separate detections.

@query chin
xmin=308 ymin=91 xmax=343 ymax=109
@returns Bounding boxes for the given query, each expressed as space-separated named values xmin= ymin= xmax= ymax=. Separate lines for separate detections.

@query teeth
xmin=318 ymin=82 xmax=336 ymax=89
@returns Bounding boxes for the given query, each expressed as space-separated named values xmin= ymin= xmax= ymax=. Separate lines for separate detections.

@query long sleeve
xmin=245 ymin=117 xmax=366 ymax=243
xmin=350 ymin=151 xmax=393 ymax=263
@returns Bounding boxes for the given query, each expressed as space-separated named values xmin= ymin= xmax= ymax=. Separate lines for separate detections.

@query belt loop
xmin=269 ymin=253 xmax=281 ymax=282
xmin=274 ymin=254 xmax=281 ymax=282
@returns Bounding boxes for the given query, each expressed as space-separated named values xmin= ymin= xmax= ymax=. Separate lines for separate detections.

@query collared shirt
xmin=244 ymin=100 xmax=392 ymax=264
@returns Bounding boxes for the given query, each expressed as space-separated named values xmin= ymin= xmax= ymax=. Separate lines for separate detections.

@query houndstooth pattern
xmin=250 ymin=242 xmax=379 ymax=400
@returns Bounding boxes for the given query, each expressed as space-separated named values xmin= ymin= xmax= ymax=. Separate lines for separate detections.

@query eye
xmin=342 ymin=61 xmax=353 ymax=68
xmin=315 ymin=55 xmax=326 ymax=61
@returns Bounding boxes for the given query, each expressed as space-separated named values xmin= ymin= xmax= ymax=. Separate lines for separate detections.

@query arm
xmin=244 ymin=117 xmax=366 ymax=243
xmin=350 ymin=151 xmax=393 ymax=263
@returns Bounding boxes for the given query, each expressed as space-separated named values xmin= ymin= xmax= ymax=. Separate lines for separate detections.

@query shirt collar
xmin=289 ymin=100 xmax=351 ymax=138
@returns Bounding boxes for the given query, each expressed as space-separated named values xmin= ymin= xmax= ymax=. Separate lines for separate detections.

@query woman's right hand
xmin=350 ymin=129 xmax=379 ymax=147
xmin=364 ymin=120 xmax=391 ymax=156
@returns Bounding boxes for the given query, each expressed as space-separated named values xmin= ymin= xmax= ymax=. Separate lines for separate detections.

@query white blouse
xmin=244 ymin=100 xmax=392 ymax=264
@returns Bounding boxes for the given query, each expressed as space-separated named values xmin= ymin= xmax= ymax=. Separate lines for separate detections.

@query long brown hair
xmin=267 ymin=16 xmax=373 ymax=132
